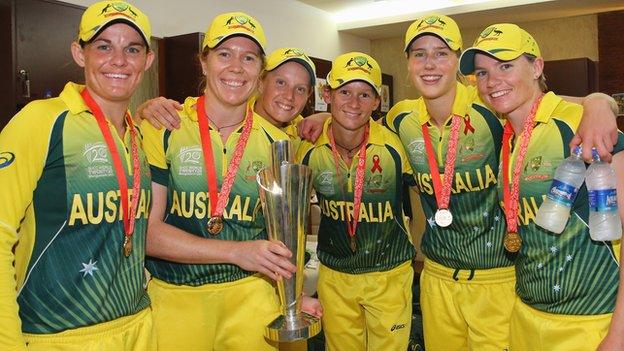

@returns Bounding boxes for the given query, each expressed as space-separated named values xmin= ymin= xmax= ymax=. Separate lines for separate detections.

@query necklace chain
xmin=207 ymin=116 xmax=243 ymax=132
xmin=334 ymin=138 xmax=365 ymax=157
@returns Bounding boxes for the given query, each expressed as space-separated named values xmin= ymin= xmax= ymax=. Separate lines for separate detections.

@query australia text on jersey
xmin=414 ymin=164 xmax=497 ymax=195
xmin=69 ymin=189 xmax=151 ymax=225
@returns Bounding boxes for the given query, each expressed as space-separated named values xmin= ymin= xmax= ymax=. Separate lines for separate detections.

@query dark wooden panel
xmin=302 ymin=56 xmax=394 ymax=120
xmin=598 ymin=10 xmax=624 ymax=96
xmin=15 ymin=0 xmax=84 ymax=108
xmin=543 ymin=57 xmax=598 ymax=96
xmin=302 ymin=56 xmax=331 ymax=117
xmin=162 ymin=32 xmax=204 ymax=103
xmin=0 ymin=0 xmax=14 ymax=129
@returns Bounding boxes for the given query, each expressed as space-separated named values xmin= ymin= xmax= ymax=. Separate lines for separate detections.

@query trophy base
xmin=265 ymin=312 xmax=321 ymax=342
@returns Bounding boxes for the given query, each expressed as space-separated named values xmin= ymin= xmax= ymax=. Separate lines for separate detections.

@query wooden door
xmin=14 ymin=0 xmax=84 ymax=110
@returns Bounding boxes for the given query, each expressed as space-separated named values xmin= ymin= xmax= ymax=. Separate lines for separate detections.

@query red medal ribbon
xmin=371 ymin=155 xmax=382 ymax=173
xmin=196 ymin=95 xmax=253 ymax=220
xmin=501 ymin=95 xmax=544 ymax=233
xmin=81 ymin=89 xmax=141 ymax=239
xmin=422 ymin=115 xmax=462 ymax=212
xmin=463 ymin=114 xmax=475 ymax=134
xmin=328 ymin=124 xmax=369 ymax=240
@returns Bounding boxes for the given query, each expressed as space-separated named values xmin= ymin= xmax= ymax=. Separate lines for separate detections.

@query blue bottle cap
xmin=591 ymin=148 xmax=600 ymax=161
xmin=573 ymin=146 xmax=582 ymax=156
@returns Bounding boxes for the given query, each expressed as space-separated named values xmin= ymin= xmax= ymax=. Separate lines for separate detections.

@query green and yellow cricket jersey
xmin=384 ymin=82 xmax=511 ymax=270
xmin=0 ymin=83 xmax=152 ymax=342
xmin=498 ymin=92 xmax=624 ymax=315
xmin=297 ymin=119 xmax=416 ymax=274
xmin=142 ymin=96 xmax=288 ymax=285
xmin=282 ymin=115 xmax=303 ymax=151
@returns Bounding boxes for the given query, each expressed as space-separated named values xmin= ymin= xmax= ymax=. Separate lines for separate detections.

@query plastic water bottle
xmin=586 ymin=149 xmax=622 ymax=241
xmin=535 ymin=146 xmax=586 ymax=234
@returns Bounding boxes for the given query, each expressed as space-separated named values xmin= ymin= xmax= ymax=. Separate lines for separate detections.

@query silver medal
xmin=434 ymin=208 xmax=453 ymax=227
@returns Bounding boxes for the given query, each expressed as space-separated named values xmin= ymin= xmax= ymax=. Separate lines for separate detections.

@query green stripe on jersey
xmin=385 ymin=83 xmax=513 ymax=270
xmin=142 ymin=97 xmax=289 ymax=285
xmin=16 ymin=83 xmax=152 ymax=333
xmin=298 ymin=120 xmax=415 ymax=274
xmin=500 ymin=92 xmax=624 ymax=314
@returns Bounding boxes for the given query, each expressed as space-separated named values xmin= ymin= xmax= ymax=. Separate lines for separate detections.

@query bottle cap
xmin=591 ymin=148 xmax=600 ymax=161
xmin=573 ymin=146 xmax=582 ymax=156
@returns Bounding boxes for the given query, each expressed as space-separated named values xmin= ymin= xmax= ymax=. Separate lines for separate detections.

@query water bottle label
xmin=546 ymin=179 xmax=578 ymax=208
xmin=588 ymin=189 xmax=619 ymax=212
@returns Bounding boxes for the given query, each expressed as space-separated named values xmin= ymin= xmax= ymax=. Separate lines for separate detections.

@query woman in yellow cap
xmin=460 ymin=22 xmax=624 ymax=351
xmin=139 ymin=44 xmax=323 ymax=312
xmin=140 ymin=12 xmax=316 ymax=351
xmin=0 ymin=1 xmax=155 ymax=350
xmin=299 ymin=13 xmax=620 ymax=351
xmin=140 ymin=46 xmax=316 ymax=149
xmin=297 ymin=52 xmax=416 ymax=351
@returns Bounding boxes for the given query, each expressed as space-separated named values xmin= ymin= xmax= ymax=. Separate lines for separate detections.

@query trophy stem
xmin=257 ymin=140 xmax=321 ymax=342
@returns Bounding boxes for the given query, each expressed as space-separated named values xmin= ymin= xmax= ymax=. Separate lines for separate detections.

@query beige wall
xmin=63 ymin=0 xmax=370 ymax=60
xmin=373 ymin=14 xmax=599 ymax=103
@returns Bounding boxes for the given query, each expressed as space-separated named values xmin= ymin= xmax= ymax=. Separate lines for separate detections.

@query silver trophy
xmin=257 ymin=140 xmax=321 ymax=342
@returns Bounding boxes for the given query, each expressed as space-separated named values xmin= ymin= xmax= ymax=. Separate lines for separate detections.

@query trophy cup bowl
xmin=256 ymin=140 xmax=321 ymax=342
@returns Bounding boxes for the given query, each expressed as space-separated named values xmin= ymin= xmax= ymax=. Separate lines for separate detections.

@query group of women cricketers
xmin=1 ymin=1 xmax=623 ymax=350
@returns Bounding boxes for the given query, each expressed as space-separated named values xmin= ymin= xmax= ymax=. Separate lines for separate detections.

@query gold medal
xmin=503 ymin=232 xmax=522 ymax=253
xmin=207 ymin=216 xmax=223 ymax=235
xmin=349 ymin=236 xmax=357 ymax=252
xmin=123 ymin=236 xmax=133 ymax=257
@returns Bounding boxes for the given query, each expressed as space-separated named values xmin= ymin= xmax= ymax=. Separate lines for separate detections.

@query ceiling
xmin=297 ymin=0 xmax=624 ymax=40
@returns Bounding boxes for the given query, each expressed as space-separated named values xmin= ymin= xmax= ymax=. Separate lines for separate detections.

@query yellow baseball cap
xmin=78 ymin=1 xmax=151 ymax=48
xmin=265 ymin=48 xmax=316 ymax=86
xmin=202 ymin=12 xmax=267 ymax=53
xmin=404 ymin=14 xmax=462 ymax=52
xmin=459 ymin=23 xmax=541 ymax=75
xmin=327 ymin=52 xmax=382 ymax=94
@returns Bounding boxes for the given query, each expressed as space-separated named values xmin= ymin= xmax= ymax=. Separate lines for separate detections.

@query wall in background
xmin=128 ymin=37 xmax=160 ymax=115
xmin=61 ymin=0 xmax=370 ymax=60
xmin=373 ymin=14 xmax=600 ymax=102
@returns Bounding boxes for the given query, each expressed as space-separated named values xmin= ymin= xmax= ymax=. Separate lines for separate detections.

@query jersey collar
xmin=414 ymin=82 xmax=475 ymax=126
xmin=317 ymin=117 xmax=384 ymax=146
xmin=60 ymin=82 xmax=90 ymax=115
xmin=186 ymin=95 xmax=261 ymax=131
xmin=533 ymin=91 xmax=561 ymax=124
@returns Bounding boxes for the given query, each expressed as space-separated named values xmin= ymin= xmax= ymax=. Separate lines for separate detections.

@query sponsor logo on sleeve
xmin=0 ymin=152 xmax=15 ymax=169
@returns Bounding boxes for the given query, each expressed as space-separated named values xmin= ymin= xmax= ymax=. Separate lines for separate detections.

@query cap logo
xmin=284 ymin=48 xmax=304 ymax=57
xmin=416 ymin=15 xmax=446 ymax=32
xmin=475 ymin=26 xmax=503 ymax=45
xmin=345 ymin=56 xmax=373 ymax=74
xmin=100 ymin=2 xmax=138 ymax=19
xmin=225 ymin=15 xmax=256 ymax=34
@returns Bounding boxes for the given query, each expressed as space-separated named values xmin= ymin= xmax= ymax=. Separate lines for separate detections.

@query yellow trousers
xmin=148 ymin=275 xmax=281 ymax=351
xmin=510 ymin=298 xmax=612 ymax=351
xmin=318 ymin=261 xmax=413 ymax=351
xmin=23 ymin=308 xmax=155 ymax=351
xmin=420 ymin=259 xmax=516 ymax=351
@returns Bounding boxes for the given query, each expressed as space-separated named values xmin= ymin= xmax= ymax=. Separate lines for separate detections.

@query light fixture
xmin=332 ymin=0 xmax=555 ymax=29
